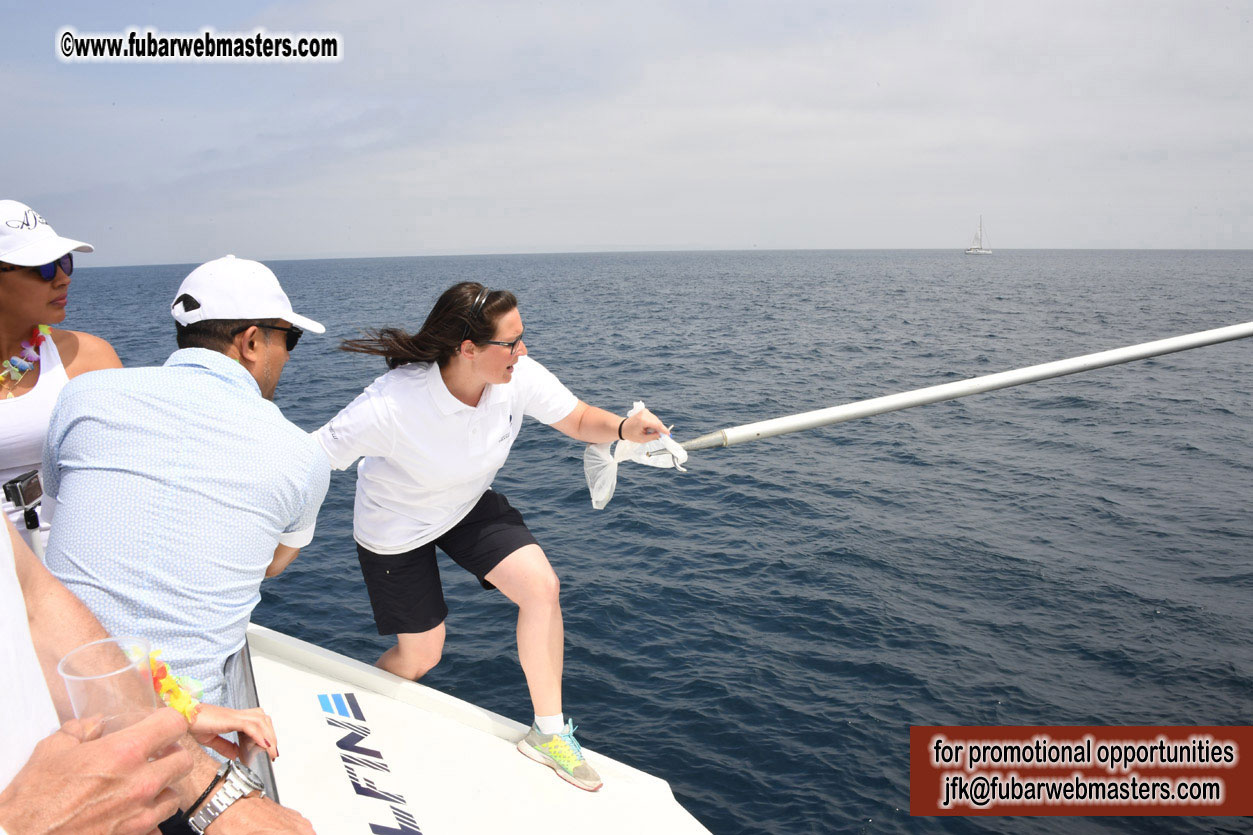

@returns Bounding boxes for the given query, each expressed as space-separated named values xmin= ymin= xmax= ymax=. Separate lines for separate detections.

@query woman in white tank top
xmin=0 ymin=200 xmax=122 ymax=550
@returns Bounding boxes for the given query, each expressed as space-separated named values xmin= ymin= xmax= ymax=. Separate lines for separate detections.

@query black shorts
xmin=356 ymin=490 xmax=538 ymax=635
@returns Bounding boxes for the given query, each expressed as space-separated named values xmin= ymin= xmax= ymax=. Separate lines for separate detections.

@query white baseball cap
xmin=0 ymin=200 xmax=94 ymax=266
xmin=170 ymin=255 xmax=325 ymax=334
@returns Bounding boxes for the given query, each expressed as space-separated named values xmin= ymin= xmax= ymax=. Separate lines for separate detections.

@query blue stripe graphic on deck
xmin=319 ymin=693 xmax=358 ymax=718
xmin=319 ymin=692 xmax=367 ymax=720
xmin=332 ymin=693 xmax=349 ymax=717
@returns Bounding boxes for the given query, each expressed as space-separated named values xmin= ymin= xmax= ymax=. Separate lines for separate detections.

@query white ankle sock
xmin=535 ymin=713 xmax=565 ymax=735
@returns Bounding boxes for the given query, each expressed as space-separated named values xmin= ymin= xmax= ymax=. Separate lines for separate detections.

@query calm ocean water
xmin=68 ymin=251 xmax=1251 ymax=834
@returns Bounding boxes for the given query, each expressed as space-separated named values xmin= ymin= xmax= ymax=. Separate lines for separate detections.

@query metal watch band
xmin=187 ymin=760 xmax=265 ymax=834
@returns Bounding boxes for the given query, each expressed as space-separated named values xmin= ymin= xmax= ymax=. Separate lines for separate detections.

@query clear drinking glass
xmin=57 ymin=636 xmax=157 ymax=733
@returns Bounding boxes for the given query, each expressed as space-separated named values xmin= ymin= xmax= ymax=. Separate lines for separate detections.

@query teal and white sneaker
xmin=516 ymin=720 xmax=604 ymax=792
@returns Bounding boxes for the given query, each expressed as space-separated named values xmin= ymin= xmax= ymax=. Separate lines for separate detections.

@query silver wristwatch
xmin=188 ymin=760 xmax=265 ymax=834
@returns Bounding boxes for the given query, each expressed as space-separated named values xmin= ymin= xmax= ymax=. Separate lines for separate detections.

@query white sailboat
xmin=965 ymin=216 xmax=992 ymax=254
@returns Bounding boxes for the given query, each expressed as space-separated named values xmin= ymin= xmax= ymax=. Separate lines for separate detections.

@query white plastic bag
xmin=583 ymin=442 xmax=620 ymax=510
xmin=583 ymin=402 xmax=687 ymax=509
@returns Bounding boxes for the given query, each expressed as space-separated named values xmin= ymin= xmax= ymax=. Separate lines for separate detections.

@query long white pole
xmin=681 ymin=321 xmax=1253 ymax=452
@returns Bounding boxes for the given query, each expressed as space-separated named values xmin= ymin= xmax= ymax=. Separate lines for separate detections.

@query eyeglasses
xmin=234 ymin=322 xmax=303 ymax=352
xmin=256 ymin=324 xmax=304 ymax=352
xmin=0 ymin=253 xmax=73 ymax=281
xmin=481 ymin=334 xmax=524 ymax=355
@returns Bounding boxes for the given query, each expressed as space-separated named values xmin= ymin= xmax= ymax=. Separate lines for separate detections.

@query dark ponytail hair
xmin=340 ymin=282 xmax=518 ymax=369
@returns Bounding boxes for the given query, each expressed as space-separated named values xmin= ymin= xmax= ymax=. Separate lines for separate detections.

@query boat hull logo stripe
xmin=316 ymin=692 xmax=423 ymax=834
xmin=319 ymin=691 xmax=366 ymax=720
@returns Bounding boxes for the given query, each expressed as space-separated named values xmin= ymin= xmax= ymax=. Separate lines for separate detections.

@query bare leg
xmin=484 ymin=544 xmax=562 ymax=717
xmin=376 ymin=622 xmax=446 ymax=681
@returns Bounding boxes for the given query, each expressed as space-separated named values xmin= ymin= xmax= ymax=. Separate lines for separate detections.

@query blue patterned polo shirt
xmin=42 ymin=348 xmax=330 ymax=708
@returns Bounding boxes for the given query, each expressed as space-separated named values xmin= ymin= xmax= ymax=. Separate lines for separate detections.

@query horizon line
xmin=76 ymin=246 xmax=1253 ymax=270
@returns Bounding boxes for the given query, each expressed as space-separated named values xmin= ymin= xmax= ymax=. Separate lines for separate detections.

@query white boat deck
xmin=246 ymin=624 xmax=710 ymax=834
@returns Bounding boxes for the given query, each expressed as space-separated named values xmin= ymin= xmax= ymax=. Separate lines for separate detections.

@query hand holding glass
xmin=57 ymin=636 xmax=158 ymax=733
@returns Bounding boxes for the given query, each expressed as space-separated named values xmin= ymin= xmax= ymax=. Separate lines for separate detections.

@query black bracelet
xmin=182 ymin=763 xmax=229 ymax=823
xmin=617 ymin=418 xmax=626 ymax=440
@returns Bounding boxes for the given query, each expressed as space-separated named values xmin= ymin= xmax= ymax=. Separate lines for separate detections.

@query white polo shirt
xmin=316 ymin=355 xmax=577 ymax=553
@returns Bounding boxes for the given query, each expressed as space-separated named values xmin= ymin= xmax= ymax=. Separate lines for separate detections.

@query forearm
xmin=174 ymin=740 xmax=310 ymax=833
xmin=178 ymin=739 xmax=225 ymax=811
xmin=28 ymin=585 xmax=109 ymax=721
xmin=170 ymin=740 xmax=264 ymax=832
xmin=10 ymin=522 xmax=108 ymax=720
xmin=567 ymin=403 xmax=624 ymax=444
xmin=553 ymin=400 xmax=669 ymax=444
xmin=266 ymin=544 xmax=301 ymax=577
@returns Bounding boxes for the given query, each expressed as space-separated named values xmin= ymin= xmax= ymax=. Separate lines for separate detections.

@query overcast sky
xmin=5 ymin=1 xmax=1251 ymax=265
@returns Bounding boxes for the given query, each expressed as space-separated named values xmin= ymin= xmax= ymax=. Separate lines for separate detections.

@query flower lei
xmin=2 ymin=325 xmax=51 ymax=397
xmin=149 ymin=650 xmax=204 ymax=724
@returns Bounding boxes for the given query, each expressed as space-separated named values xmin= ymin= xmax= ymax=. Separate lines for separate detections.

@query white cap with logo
xmin=0 ymin=200 xmax=94 ymax=266
xmin=170 ymin=255 xmax=325 ymax=334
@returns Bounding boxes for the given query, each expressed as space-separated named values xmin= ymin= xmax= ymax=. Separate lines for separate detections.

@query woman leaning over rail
xmin=316 ymin=282 xmax=669 ymax=792
xmin=0 ymin=200 xmax=121 ymax=553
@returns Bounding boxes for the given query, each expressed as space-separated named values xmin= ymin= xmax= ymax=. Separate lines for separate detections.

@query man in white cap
xmin=41 ymin=256 xmax=331 ymax=720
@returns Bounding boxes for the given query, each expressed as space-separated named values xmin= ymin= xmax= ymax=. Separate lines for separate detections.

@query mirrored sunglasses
xmin=0 ymin=253 xmax=73 ymax=281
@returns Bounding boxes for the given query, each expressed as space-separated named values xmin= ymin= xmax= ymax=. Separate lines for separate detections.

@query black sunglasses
xmin=0 ymin=253 xmax=73 ymax=281
xmin=234 ymin=322 xmax=304 ymax=352
xmin=256 ymin=324 xmax=304 ymax=352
